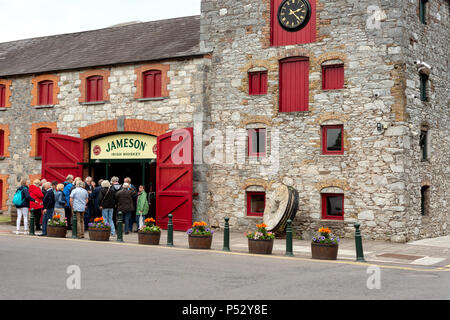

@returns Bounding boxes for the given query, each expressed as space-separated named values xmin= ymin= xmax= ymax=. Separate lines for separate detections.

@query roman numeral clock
xmin=277 ymin=0 xmax=312 ymax=32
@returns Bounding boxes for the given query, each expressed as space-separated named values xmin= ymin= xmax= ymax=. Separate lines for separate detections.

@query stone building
xmin=0 ymin=0 xmax=448 ymax=241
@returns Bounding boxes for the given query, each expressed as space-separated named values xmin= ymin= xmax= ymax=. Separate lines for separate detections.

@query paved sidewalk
xmin=2 ymin=221 xmax=449 ymax=268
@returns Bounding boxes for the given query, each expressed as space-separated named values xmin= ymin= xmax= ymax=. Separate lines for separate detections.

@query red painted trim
xmin=322 ymin=125 xmax=344 ymax=155
xmin=37 ymin=127 xmax=52 ymax=157
xmin=321 ymin=193 xmax=344 ymax=220
xmin=143 ymin=70 xmax=162 ymax=98
xmin=322 ymin=64 xmax=344 ymax=90
xmin=279 ymin=57 xmax=309 ymax=112
xmin=38 ymin=80 xmax=53 ymax=105
xmin=248 ymin=128 xmax=267 ymax=157
xmin=247 ymin=191 xmax=266 ymax=217
xmin=87 ymin=76 xmax=103 ymax=102
xmin=0 ymin=130 xmax=4 ymax=156
xmin=0 ymin=85 xmax=5 ymax=108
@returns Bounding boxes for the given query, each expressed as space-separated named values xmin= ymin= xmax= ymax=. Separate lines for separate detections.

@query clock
xmin=277 ymin=0 xmax=312 ymax=32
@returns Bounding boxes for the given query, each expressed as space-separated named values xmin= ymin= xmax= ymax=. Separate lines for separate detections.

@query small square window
xmin=322 ymin=125 xmax=344 ymax=155
xmin=143 ymin=70 xmax=162 ymax=98
xmin=322 ymin=64 xmax=344 ymax=90
xmin=248 ymin=71 xmax=268 ymax=95
xmin=247 ymin=191 xmax=266 ymax=217
xmin=420 ymin=0 xmax=428 ymax=25
xmin=38 ymin=80 xmax=53 ymax=105
xmin=87 ymin=76 xmax=103 ymax=102
xmin=322 ymin=193 xmax=344 ymax=220
xmin=0 ymin=85 xmax=5 ymax=108
xmin=248 ymin=128 xmax=266 ymax=157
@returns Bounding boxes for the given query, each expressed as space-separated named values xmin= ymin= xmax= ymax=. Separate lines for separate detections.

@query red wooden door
xmin=279 ymin=57 xmax=309 ymax=112
xmin=41 ymin=134 xmax=84 ymax=182
xmin=156 ymin=128 xmax=193 ymax=231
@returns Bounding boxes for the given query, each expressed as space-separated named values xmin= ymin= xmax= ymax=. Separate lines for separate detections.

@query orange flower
xmin=53 ymin=215 xmax=60 ymax=220
xmin=94 ymin=217 xmax=104 ymax=223
xmin=256 ymin=223 xmax=267 ymax=229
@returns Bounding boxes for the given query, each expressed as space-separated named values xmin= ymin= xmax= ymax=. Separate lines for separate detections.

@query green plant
xmin=246 ymin=223 xmax=275 ymax=240
xmin=186 ymin=221 xmax=214 ymax=236
xmin=140 ymin=218 xmax=161 ymax=233
xmin=47 ymin=214 xmax=66 ymax=227
xmin=311 ymin=227 xmax=339 ymax=245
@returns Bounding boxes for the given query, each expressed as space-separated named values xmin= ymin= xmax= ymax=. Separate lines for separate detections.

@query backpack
xmin=13 ymin=189 xmax=25 ymax=206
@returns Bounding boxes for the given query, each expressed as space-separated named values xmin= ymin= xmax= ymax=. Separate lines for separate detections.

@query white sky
xmin=0 ymin=0 xmax=201 ymax=43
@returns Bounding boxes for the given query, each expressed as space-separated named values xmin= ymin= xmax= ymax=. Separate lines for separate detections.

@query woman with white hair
xmin=99 ymin=179 xmax=116 ymax=236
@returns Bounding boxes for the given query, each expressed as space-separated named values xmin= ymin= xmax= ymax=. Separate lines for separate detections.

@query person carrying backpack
xmin=13 ymin=178 xmax=36 ymax=234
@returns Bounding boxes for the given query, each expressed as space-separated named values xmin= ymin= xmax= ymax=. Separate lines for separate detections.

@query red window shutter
xmin=247 ymin=192 xmax=266 ymax=217
xmin=87 ymin=76 xmax=103 ymax=102
xmin=0 ymin=85 xmax=5 ymax=108
xmin=271 ymin=0 xmax=316 ymax=46
xmin=322 ymin=64 xmax=344 ymax=90
xmin=321 ymin=193 xmax=344 ymax=220
xmin=249 ymin=71 xmax=268 ymax=95
xmin=38 ymin=81 xmax=53 ymax=105
xmin=0 ymin=179 xmax=3 ymax=209
xmin=279 ymin=57 xmax=309 ymax=112
xmin=143 ymin=70 xmax=162 ymax=98
xmin=0 ymin=130 xmax=4 ymax=156
xmin=37 ymin=128 xmax=52 ymax=157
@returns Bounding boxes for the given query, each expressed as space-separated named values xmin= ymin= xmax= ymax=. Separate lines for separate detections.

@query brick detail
xmin=78 ymin=69 xmax=111 ymax=103
xmin=31 ymin=74 xmax=60 ymax=106
xmin=28 ymin=174 xmax=42 ymax=185
xmin=239 ymin=114 xmax=273 ymax=128
xmin=315 ymin=179 xmax=350 ymax=192
xmin=242 ymin=178 xmax=272 ymax=191
xmin=29 ymin=122 xmax=58 ymax=157
xmin=0 ymin=124 xmax=11 ymax=157
xmin=0 ymin=79 xmax=12 ymax=108
xmin=134 ymin=63 xmax=170 ymax=99
xmin=78 ymin=120 xmax=118 ymax=140
xmin=0 ymin=174 xmax=9 ymax=211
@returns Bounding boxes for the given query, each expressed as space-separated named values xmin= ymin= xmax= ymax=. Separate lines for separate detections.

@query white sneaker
xmin=14 ymin=230 xmax=19 ymax=235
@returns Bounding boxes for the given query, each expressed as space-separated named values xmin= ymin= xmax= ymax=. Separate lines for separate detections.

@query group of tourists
xmin=14 ymin=175 xmax=154 ymax=239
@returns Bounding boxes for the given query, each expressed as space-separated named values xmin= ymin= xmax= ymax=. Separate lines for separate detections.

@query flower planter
xmin=248 ymin=239 xmax=274 ymax=255
xmin=311 ymin=242 xmax=339 ymax=260
xmin=188 ymin=235 xmax=213 ymax=249
xmin=88 ymin=228 xmax=111 ymax=241
xmin=138 ymin=231 xmax=161 ymax=245
xmin=47 ymin=225 xmax=67 ymax=238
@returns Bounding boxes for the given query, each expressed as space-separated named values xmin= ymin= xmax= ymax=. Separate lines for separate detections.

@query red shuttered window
xmin=248 ymin=128 xmax=267 ymax=157
xmin=38 ymin=81 xmax=53 ymax=105
xmin=87 ymin=76 xmax=103 ymax=102
xmin=143 ymin=70 xmax=162 ymax=98
xmin=0 ymin=85 xmax=5 ymax=108
xmin=322 ymin=125 xmax=344 ymax=155
xmin=249 ymin=71 xmax=268 ymax=95
xmin=322 ymin=64 xmax=344 ymax=90
xmin=322 ymin=193 xmax=344 ymax=220
xmin=279 ymin=57 xmax=309 ymax=112
xmin=271 ymin=0 xmax=316 ymax=46
xmin=37 ymin=128 xmax=52 ymax=158
xmin=0 ymin=130 xmax=4 ymax=156
xmin=247 ymin=192 xmax=266 ymax=217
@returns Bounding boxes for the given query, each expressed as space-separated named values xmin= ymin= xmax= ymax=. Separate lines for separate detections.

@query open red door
xmin=41 ymin=134 xmax=84 ymax=182
xmin=156 ymin=128 xmax=193 ymax=231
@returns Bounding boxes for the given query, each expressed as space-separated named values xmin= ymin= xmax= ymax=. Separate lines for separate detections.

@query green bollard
xmin=354 ymin=223 xmax=366 ymax=262
xmin=117 ymin=211 xmax=124 ymax=243
xmin=29 ymin=209 xmax=35 ymax=236
xmin=167 ymin=214 xmax=174 ymax=247
xmin=71 ymin=210 xmax=77 ymax=239
xmin=286 ymin=219 xmax=293 ymax=257
xmin=223 ymin=216 xmax=230 ymax=252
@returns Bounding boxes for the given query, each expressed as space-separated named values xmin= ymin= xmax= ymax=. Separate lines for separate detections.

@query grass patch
xmin=0 ymin=215 xmax=11 ymax=223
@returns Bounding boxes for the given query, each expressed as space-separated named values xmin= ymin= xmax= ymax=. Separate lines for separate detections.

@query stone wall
xmin=0 ymin=56 xmax=212 ymax=222
xmin=200 ymin=0 xmax=449 ymax=240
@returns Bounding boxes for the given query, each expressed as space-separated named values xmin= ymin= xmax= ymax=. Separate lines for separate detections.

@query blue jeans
xmin=102 ymin=208 xmax=116 ymax=236
xmin=42 ymin=208 xmax=54 ymax=235
xmin=124 ymin=212 xmax=133 ymax=233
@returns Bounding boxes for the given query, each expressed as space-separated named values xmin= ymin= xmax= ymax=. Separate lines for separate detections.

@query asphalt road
xmin=0 ymin=234 xmax=449 ymax=300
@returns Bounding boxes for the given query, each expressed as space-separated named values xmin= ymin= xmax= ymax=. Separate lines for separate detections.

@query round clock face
xmin=277 ymin=0 xmax=312 ymax=32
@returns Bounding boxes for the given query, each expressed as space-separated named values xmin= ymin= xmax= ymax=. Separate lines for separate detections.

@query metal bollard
xmin=286 ymin=219 xmax=293 ymax=257
xmin=354 ymin=223 xmax=366 ymax=262
xmin=167 ymin=214 xmax=174 ymax=247
xmin=29 ymin=209 xmax=35 ymax=236
xmin=117 ymin=211 xmax=124 ymax=242
xmin=71 ymin=210 xmax=77 ymax=239
xmin=223 ymin=216 xmax=230 ymax=252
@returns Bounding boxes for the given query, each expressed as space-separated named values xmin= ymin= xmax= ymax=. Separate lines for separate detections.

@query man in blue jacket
xmin=41 ymin=182 xmax=55 ymax=236
xmin=63 ymin=175 xmax=74 ymax=230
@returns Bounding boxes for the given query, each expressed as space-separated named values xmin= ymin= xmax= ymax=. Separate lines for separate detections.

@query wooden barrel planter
xmin=138 ymin=231 xmax=161 ymax=245
xmin=88 ymin=228 xmax=111 ymax=241
xmin=311 ymin=243 xmax=339 ymax=260
xmin=248 ymin=239 xmax=274 ymax=255
xmin=47 ymin=225 xmax=67 ymax=238
xmin=188 ymin=235 xmax=213 ymax=249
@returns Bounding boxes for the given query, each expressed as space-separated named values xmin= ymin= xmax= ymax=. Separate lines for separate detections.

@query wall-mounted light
xmin=377 ymin=123 xmax=383 ymax=132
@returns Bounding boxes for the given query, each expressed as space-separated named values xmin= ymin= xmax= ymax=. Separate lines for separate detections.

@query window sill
xmin=34 ymin=105 xmax=55 ymax=109
xmin=320 ymin=218 xmax=345 ymax=222
xmin=320 ymin=153 xmax=345 ymax=157
xmin=246 ymin=215 xmax=264 ymax=219
xmin=137 ymin=97 xmax=168 ymax=102
xmin=80 ymin=101 xmax=108 ymax=106
xmin=0 ymin=108 xmax=7 ymax=111
xmin=0 ymin=156 xmax=5 ymax=160
xmin=33 ymin=156 xmax=42 ymax=160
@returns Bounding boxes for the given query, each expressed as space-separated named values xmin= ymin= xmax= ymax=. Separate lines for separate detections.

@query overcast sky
xmin=0 ymin=0 xmax=201 ymax=43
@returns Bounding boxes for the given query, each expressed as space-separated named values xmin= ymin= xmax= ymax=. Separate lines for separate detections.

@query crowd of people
xmin=13 ymin=175 xmax=154 ymax=238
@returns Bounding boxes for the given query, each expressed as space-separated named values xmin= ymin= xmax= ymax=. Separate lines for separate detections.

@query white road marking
xmin=410 ymin=256 xmax=447 ymax=266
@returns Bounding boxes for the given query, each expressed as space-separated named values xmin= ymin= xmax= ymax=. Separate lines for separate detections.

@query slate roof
xmin=0 ymin=15 xmax=203 ymax=77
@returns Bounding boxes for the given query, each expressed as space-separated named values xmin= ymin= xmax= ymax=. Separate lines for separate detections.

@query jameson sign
xmin=91 ymin=133 xmax=157 ymax=159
